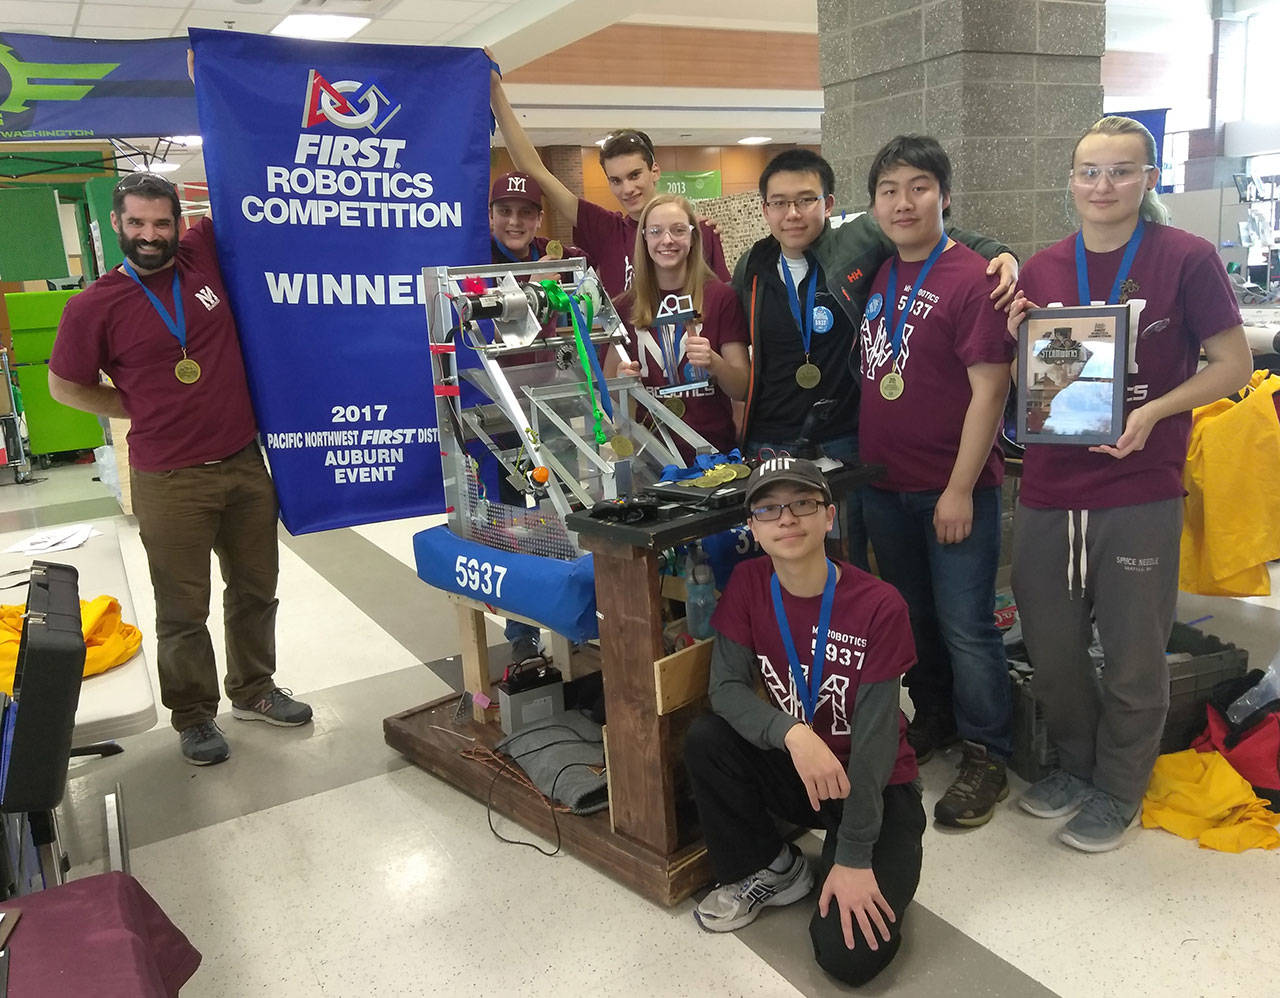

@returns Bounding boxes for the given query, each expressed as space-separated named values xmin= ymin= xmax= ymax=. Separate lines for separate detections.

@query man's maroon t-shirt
xmin=614 ymin=280 xmax=747 ymax=453
xmin=858 ymin=242 xmax=1013 ymax=492
xmin=712 ymin=556 xmax=919 ymax=785
xmin=1016 ymin=224 xmax=1242 ymax=510
xmin=51 ymin=218 xmax=257 ymax=471
xmin=573 ymin=198 xmax=731 ymax=298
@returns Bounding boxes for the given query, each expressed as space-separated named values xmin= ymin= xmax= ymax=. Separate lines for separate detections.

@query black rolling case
xmin=0 ymin=561 xmax=85 ymax=813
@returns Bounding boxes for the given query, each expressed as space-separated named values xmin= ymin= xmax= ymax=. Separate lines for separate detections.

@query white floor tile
xmin=913 ymin=751 xmax=1269 ymax=998
xmin=351 ymin=513 xmax=448 ymax=572
xmin=133 ymin=769 xmax=801 ymax=997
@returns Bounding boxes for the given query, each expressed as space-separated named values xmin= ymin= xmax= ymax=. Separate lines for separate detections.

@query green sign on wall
xmin=658 ymin=170 xmax=721 ymax=199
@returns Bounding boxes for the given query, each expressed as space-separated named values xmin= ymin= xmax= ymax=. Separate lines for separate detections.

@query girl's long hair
xmin=624 ymin=194 xmax=715 ymax=328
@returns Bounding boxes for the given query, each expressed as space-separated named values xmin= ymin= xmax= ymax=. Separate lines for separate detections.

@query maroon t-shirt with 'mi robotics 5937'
xmin=711 ymin=556 xmax=919 ymax=786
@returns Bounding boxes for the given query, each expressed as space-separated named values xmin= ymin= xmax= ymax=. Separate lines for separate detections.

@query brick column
xmin=818 ymin=0 xmax=1105 ymax=257
xmin=541 ymin=145 xmax=584 ymax=244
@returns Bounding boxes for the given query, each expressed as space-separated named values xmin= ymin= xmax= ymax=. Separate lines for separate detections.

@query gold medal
xmin=610 ymin=434 xmax=635 ymax=458
xmin=795 ymin=362 xmax=821 ymax=389
xmin=880 ymin=371 xmax=904 ymax=400
xmin=664 ymin=397 xmax=687 ymax=418
xmin=545 ymin=240 xmax=564 ymax=260
xmin=726 ymin=463 xmax=751 ymax=480
xmin=175 ymin=356 xmax=202 ymax=384
xmin=690 ymin=473 xmax=719 ymax=488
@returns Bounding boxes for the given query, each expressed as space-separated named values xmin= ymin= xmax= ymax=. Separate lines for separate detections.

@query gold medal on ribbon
xmin=726 ymin=463 xmax=751 ymax=480
xmin=665 ymin=397 xmax=687 ymax=418
xmin=610 ymin=434 xmax=635 ymax=458
xmin=175 ymin=356 xmax=202 ymax=384
xmin=795 ymin=363 xmax=821 ymax=389
xmin=545 ymin=240 xmax=564 ymax=260
xmin=880 ymin=371 xmax=904 ymax=400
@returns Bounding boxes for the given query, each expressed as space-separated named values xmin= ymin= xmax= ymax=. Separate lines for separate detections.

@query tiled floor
xmin=12 ymin=462 xmax=1276 ymax=997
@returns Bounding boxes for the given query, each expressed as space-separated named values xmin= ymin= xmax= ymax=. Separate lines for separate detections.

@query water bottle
xmin=684 ymin=542 xmax=717 ymax=641
xmin=1226 ymin=658 xmax=1280 ymax=725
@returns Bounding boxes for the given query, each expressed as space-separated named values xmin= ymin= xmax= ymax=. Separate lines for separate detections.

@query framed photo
xmin=1016 ymin=305 xmax=1130 ymax=447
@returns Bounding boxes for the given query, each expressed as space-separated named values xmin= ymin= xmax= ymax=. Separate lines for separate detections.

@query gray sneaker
xmin=1020 ymin=770 xmax=1092 ymax=819
xmin=179 ymin=719 xmax=229 ymax=766
xmin=231 ymin=687 xmax=313 ymax=727
xmin=693 ymin=844 xmax=814 ymax=932
xmin=1058 ymin=789 xmax=1139 ymax=853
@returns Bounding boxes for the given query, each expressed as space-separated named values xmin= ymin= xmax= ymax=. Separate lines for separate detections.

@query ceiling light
xmin=149 ymin=161 xmax=181 ymax=173
xmin=737 ymin=136 xmax=773 ymax=146
xmin=271 ymin=14 xmax=370 ymax=40
xmin=167 ymin=135 xmax=203 ymax=147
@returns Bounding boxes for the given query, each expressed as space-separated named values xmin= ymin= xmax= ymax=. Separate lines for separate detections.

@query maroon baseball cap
xmin=490 ymin=171 xmax=543 ymax=208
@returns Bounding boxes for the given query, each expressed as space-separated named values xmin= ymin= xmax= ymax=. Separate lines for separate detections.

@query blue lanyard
xmin=770 ymin=561 xmax=837 ymax=724
xmin=1075 ymin=220 xmax=1144 ymax=306
xmin=492 ymin=238 xmax=539 ymax=264
xmin=121 ymin=260 xmax=185 ymax=350
xmin=884 ymin=233 xmax=948 ymax=367
xmin=780 ymin=253 xmax=818 ymax=356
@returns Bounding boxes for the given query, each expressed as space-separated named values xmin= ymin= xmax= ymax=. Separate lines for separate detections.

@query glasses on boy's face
xmin=749 ymin=497 xmax=825 ymax=521
xmin=1069 ymin=164 xmax=1155 ymax=187
xmin=644 ymin=223 xmax=692 ymax=239
xmin=763 ymin=195 xmax=824 ymax=215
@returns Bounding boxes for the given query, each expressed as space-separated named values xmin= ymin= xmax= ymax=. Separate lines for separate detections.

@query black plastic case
xmin=0 ymin=561 xmax=86 ymax=813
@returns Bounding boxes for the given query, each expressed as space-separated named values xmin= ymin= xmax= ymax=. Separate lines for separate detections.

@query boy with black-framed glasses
xmin=684 ymin=456 xmax=925 ymax=987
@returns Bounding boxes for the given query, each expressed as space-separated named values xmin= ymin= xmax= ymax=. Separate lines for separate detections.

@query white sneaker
xmin=693 ymin=844 xmax=814 ymax=932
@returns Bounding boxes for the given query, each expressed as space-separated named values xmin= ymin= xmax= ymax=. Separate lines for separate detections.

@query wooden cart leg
xmin=454 ymin=602 xmax=491 ymax=723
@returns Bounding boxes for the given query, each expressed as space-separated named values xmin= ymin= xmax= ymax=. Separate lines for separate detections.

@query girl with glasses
xmin=1006 ymin=116 xmax=1252 ymax=852
xmin=606 ymin=195 xmax=750 ymax=456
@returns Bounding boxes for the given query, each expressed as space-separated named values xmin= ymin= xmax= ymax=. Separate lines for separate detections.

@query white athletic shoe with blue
xmin=694 ymin=844 xmax=815 ymax=932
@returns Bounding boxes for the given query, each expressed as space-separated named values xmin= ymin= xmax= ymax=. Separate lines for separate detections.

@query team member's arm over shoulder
xmin=488 ymin=56 xmax=579 ymax=227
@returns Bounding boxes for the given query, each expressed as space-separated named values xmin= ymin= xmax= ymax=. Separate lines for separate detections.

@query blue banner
xmin=0 ymin=33 xmax=196 ymax=141
xmin=190 ymin=28 xmax=491 ymax=533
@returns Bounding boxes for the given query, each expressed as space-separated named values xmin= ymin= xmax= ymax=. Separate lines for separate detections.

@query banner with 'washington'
xmin=190 ymin=28 xmax=491 ymax=533
xmin=0 ymin=33 xmax=196 ymax=140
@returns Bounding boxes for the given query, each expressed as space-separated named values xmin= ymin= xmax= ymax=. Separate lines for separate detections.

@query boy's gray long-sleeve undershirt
xmin=707 ymin=631 xmax=900 ymax=869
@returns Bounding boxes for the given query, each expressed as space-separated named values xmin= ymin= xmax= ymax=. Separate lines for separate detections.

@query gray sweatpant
xmin=1010 ymin=498 xmax=1181 ymax=804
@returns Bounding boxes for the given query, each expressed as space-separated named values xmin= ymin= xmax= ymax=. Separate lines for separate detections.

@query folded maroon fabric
xmin=0 ymin=871 xmax=201 ymax=997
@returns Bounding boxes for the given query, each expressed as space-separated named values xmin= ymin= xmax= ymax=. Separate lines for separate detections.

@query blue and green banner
xmin=191 ymin=28 xmax=490 ymax=533
xmin=0 ymin=32 xmax=196 ymax=141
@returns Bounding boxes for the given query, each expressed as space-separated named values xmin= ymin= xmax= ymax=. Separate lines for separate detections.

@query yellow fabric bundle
xmin=1143 ymin=749 xmax=1280 ymax=853
xmin=0 ymin=595 xmax=143 ymax=696
xmin=1179 ymin=369 xmax=1280 ymax=596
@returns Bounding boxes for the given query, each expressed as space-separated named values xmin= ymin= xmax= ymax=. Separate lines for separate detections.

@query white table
xmin=0 ymin=518 xmax=155 ymax=883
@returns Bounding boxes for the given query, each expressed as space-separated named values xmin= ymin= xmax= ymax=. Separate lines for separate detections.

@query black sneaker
xmin=906 ymin=708 xmax=958 ymax=764
xmin=231 ymin=687 xmax=313 ymax=727
xmin=934 ymin=740 xmax=1008 ymax=828
xmin=180 ymin=719 xmax=229 ymax=766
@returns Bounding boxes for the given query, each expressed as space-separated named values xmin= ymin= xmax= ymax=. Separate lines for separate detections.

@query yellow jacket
xmin=0 ymin=595 xmax=143 ymax=696
xmin=1180 ymin=370 xmax=1280 ymax=596
xmin=1143 ymin=749 xmax=1280 ymax=852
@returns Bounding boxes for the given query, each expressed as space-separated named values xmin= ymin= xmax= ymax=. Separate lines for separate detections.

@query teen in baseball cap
xmin=745 ymin=456 xmax=832 ymax=509
xmin=490 ymin=171 xmax=543 ymax=208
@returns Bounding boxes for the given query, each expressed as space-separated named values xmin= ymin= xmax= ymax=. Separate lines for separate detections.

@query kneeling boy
xmin=684 ymin=457 xmax=925 ymax=987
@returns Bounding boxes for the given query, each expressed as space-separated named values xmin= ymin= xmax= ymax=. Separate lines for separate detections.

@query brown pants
xmin=131 ymin=442 xmax=280 ymax=731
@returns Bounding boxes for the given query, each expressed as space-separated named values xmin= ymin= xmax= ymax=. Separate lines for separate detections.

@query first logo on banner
xmin=301 ymin=70 xmax=401 ymax=135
